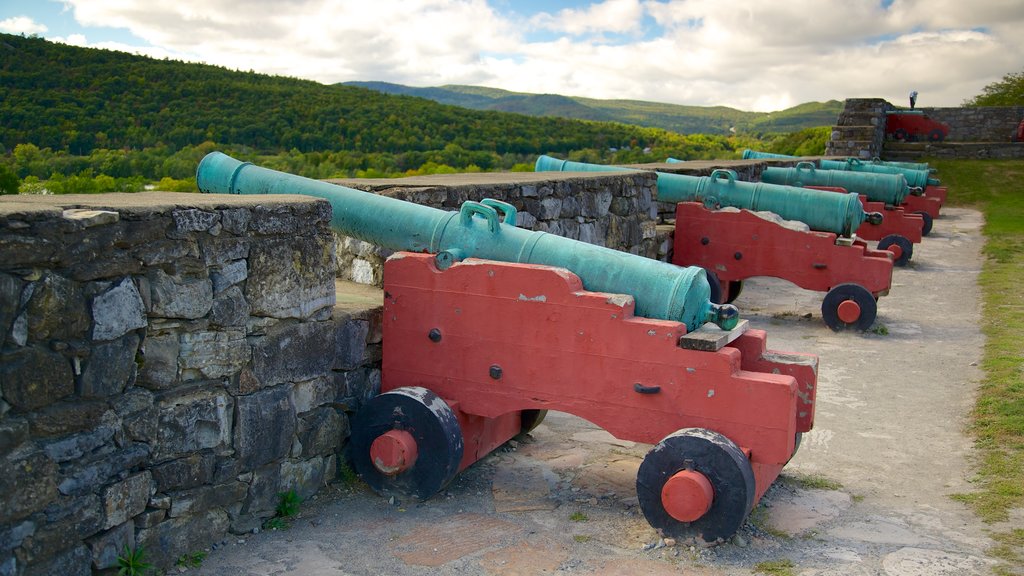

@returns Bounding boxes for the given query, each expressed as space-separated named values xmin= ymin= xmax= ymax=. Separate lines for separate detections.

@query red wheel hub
xmin=885 ymin=244 xmax=903 ymax=261
xmin=661 ymin=469 xmax=714 ymax=522
xmin=837 ymin=299 xmax=862 ymax=324
xmin=370 ymin=430 xmax=418 ymax=476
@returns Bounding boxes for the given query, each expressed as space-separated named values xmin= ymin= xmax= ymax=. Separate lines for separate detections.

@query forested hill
xmin=1 ymin=33 xmax=705 ymax=158
xmin=344 ymin=82 xmax=843 ymax=135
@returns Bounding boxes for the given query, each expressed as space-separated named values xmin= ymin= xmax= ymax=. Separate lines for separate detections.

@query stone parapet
xmin=0 ymin=193 xmax=382 ymax=573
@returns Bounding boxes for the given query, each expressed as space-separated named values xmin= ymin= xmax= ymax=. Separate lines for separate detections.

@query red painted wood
xmin=924 ymin=185 xmax=947 ymax=205
xmin=369 ymin=430 xmax=418 ymax=475
xmin=901 ymin=194 xmax=942 ymax=219
xmin=381 ymin=253 xmax=818 ymax=499
xmin=671 ymin=202 xmax=894 ymax=297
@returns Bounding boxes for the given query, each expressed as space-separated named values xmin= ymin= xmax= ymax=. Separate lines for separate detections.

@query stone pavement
xmin=193 ymin=208 xmax=998 ymax=576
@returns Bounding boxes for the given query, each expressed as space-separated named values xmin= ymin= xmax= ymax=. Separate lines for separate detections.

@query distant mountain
xmin=344 ymin=82 xmax=842 ymax=135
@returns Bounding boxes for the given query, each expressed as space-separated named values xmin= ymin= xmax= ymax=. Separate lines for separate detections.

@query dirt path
xmin=193 ymin=207 xmax=992 ymax=576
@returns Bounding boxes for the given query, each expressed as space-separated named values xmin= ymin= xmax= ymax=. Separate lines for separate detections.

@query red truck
xmin=885 ymin=111 xmax=950 ymax=142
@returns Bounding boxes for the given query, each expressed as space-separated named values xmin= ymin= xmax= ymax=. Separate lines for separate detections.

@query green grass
xmin=176 ymin=551 xmax=206 ymax=568
xmin=573 ymin=535 xmax=592 ymax=543
xmin=569 ymin=511 xmax=588 ymax=522
xmin=933 ymin=158 xmax=1024 ymax=574
xmin=753 ymin=559 xmax=796 ymax=576
xmin=781 ymin=472 xmax=843 ymax=491
xmin=117 ymin=545 xmax=152 ymax=576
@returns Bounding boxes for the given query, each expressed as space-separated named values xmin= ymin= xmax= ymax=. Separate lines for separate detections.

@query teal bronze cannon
xmin=196 ymin=151 xmax=820 ymax=545
xmin=741 ymin=149 xmax=801 ymax=160
xmin=197 ymin=152 xmax=736 ymax=333
xmin=535 ymin=155 xmax=881 ymax=238
xmin=818 ymin=158 xmax=939 ymax=189
xmin=761 ymin=162 xmax=913 ymax=206
xmin=742 ymin=149 xmax=934 ymax=174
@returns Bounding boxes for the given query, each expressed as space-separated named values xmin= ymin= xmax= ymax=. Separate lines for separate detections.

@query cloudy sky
xmin=3 ymin=0 xmax=1023 ymax=112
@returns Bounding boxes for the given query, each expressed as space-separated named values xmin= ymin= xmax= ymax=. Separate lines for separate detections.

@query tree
xmin=0 ymin=164 xmax=19 ymax=194
xmin=963 ymin=70 xmax=1024 ymax=106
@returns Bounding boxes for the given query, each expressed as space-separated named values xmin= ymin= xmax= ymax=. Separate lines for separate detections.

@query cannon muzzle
xmin=197 ymin=152 xmax=739 ymax=332
xmin=535 ymin=155 xmax=871 ymax=237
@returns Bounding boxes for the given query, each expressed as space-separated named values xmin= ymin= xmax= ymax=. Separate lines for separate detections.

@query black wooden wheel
xmin=725 ymin=280 xmax=743 ymax=304
xmin=877 ymin=234 xmax=913 ymax=266
xmin=519 ymin=409 xmax=548 ymax=435
xmin=821 ymin=283 xmax=877 ymax=331
xmin=787 ymin=432 xmax=803 ymax=464
xmin=350 ymin=386 xmax=464 ymax=500
xmin=703 ymin=269 xmax=724 ymax=305
xmin=636 ymin=428 xmax=755 ymax=543
xmin=914 ymin=210 xmax=933 ymax=236
xmin=893 ymin=128 xmax=909 ymax=141
xmin=928 ymin=128 xmax=945 ymax=142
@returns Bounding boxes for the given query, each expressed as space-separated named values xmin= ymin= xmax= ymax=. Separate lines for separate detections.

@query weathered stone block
xmin=168 ymin=481 xmax=247 ymax=519
xmin=19 ymin=494 xmax=101 ymax=565
xmin=234 ymin=385 xmax=295 ymax=470
xmin=102 ymin=471 xmax=152 ymax=529
xmin=220 ymin=208 xmax=252 ymax=235
xmin=179 ymin=329 xmax=249 ymax=381
xmin=281 ymin=457 xmax=325 ymax=500
xmin=537 ymin=197 xmax=563 ymax=220
xmin=138 ymin=331 xmax=179 ymax=390
xmin=57 ymin=443 xmax=149 ymax=497
xmin=25 ymin=273 xmax=88 ymax=342
xmin=86 ymin=520 xmax=133 ymax=570
xmin=148 ymin=269 xmax=213 ymax=320
xmin=211 ymin=260 xmax=247 ymax=295
xmin=136 ymin=508 xmax=229 ymax=570
xmin=0 ymin=346 xmax=73 ymax=411
xmin=172 ymin=208 xmax=220 ymax=234
xmin=291 ymin=376 xmax=336 ymax=414
xmin=79 ymin=332 xmax=140 ymax=398
xmin=0 ymin=272 xmax=24 ymax=347
xmin=40 ymin=413 xmax=117 ymax=462
xmin=151 ymin=453 xmax=217 ymax=492
xmin=154 ymin=389 xmax=232 ymax=461
xmin=134 ymin=238 xmax=199 ymax=266
xmin=91 ymin=277 xmax=147 ymax=341
xmin=246 ymin=235 xmax=335 ymax=319
xmin=210 ymin=285 xmax=250 ymax=328
xmin=0 ymin=417 xmax=29 ymax=456
xmin=580 ymin=189 xmax=613 ymax=218
xmin=333 ymin=317 xmax=368 ymax=370
xmin=21 ymin=543 xmax=91 ymax=576
xmin=134 ymin=507 xmax=165 ymax=529
xmin=297 ymin=407 xmax=347 ymax=458
xmin=251 ymin=321 xmax=333 ymax=389
xmin=515 ymin=211 xmax=537 ymax=229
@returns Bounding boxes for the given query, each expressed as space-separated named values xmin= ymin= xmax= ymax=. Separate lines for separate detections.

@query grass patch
xmin=117 ymin=545 xmax=152 ymax=576
xmin=569 ymin=511 xmax=588 ymax=522
xmin=573 ymin=534 xmax=591 ymax=543
xmin=176 ymin=551 xmax=206 ymax=568
xmin=338 ymin=461 xmax=361 ymax=487
xmin=781 ymin=471 xmax=843 ymax=491
xmin=752 ymin=559 xmax=796 ymax=576
xmin=933 ymin=159 xmax=1024 ymax=573
xmin=263 ymin=490 xmax=303 ymax=530
xmin=748 ymin=504 xmax=789 ymax=539
xmin=870 ymin=323 xmax=889 ymax=336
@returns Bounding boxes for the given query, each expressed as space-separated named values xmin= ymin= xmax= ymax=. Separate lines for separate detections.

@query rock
xmin=57 ymin=443 xmax=149 ymax=497
xmin=250 ymin=321 xmax=333 ymax=389
xmin=19 ymin=494 xmax=102 ymax=566
xmin=138 ymin=331 xmax=179 ymax=390
xmin=154 ymin=389 xmax=232 ymax=460
xmin=296 ymin=407 xmax=346 ymax=458
xmin=168 ymin=482 xmax=248 ymax=519
xmin=245 ymin=235 xmax=335 ymax=320
xmin=0 ymin=417 xmax=29 ymax=456
xmin=103 ymin=471 xmax=153 ymax=529
xmin=211 ymin=260 xmax=247 ymax=295
xmin=136 ymin=508 xmax=229 ymax=570
xmin=210 ymin=285 xmax=250 ymax=328
xmin=333 ymin=317 xmax=369 ymax=370
xmin=151 ymin=453 xmax=218 ymax=492
xmin=41 ymin=418 xmax=117 ymax=463
xmin=233 ymin=385 xmax=296 ymax=470
xmin=85 ymin=520 xmax=134 ymax=570
xmin=239 ymin=464 xmax=282 ymax=520
xmin=148 ymin=269 xmax=213 ymax=320
xmin=178 ymin=329 xmax=249 ymax=381
xmin=172 ymin=209 xmax=220 ymax=234
xmin=91 ymin=277 xmax=147 ymax=341
xmin=20 ymin=543 xmax=91 ymax=576
xmin=0 ymin=345 xmax=74 ymax=411
xmin=25 ymin=272 xmax=89 ymax=342
xmin=291 ymin=376 xmax=337 ymax=414
xmin=0 ymin=272 xmax=25 ymax=346
xmin=79 ymin=332 xmax=140 ymax=398
xmin=220 ymin=208 xmax=252 ymax=235
xmin=134 ymin=508 xmax=165 ymax=529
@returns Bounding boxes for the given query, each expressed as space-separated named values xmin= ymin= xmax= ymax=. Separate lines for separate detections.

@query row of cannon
xmin=195 ymin=149 xmax=944 ymax=544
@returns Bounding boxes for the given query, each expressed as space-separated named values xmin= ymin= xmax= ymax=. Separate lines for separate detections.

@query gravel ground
xmin=192 ymin=207 xmax=995 ymax=576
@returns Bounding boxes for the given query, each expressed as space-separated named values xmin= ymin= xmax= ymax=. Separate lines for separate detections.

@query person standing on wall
xmin=909 ymin=90 xmax=918 ymax=110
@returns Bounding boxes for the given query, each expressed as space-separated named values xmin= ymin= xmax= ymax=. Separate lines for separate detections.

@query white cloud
xmin=0 ymin=16 xmax=48 ymax=34
xmin=42 ymin=0 xmax=1024 ymax=111
xmin=530 ymin=0 xmax=645 ymax=36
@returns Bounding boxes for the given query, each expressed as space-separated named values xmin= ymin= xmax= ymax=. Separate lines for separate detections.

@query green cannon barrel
xmin=741 ymin=149 xmax=798 ymax=160
xmin=535 ymin=155 xmax=876 ymax=237
xmin=197 ymin=152 xmax=737 ymax=333
xmin=761 ymin=162 xmax=911 ymax=206
xmin=819 ymin=158 xmax=939 ymax=188
xmin=869 ymin=158 xmax=933 ymax=172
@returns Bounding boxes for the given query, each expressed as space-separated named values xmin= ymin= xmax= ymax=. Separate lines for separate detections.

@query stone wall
xmin=916 ymin=105 xmax=1024 ymax=142
xmin=825 ymin=98 xmax=891 ymax=159
xmin=0 ymin=193 xmax=381 ymax=574
xmin=326 ymin=171 xmax=661 ymax=286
